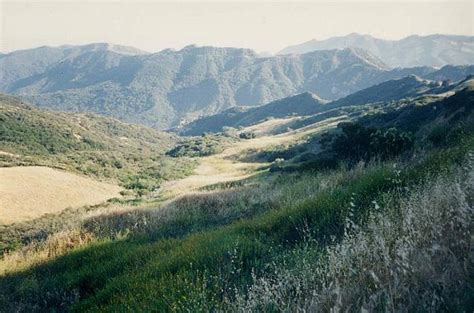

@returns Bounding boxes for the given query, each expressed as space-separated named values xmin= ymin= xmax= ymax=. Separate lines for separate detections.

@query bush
xmin=239 ymin=131 xmax=256 ymax=139
xmin=166 ymin=135 xmax=230 ymax=157
xmin=428 ymin=123 xmax=466 ymax=147
xmin=322 ymin=122 xmax=414 ymax=163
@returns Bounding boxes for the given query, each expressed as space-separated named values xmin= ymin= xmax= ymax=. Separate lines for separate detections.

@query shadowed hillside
xmin=180 ymin=92 xmax=328 ymax=135
xmin=182 ymin=74 xmax=472 ymax=135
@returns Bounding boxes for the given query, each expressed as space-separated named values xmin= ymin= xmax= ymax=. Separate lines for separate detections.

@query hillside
xmin=0 ymin=94 xmax=175 ymax=155
xmin=253 ymin=78 xmax=474 ymax=171
xmin=361 ymin=78 xmax=474 ymax=133
xmin=3 ymin=43 xmax=472 ymax=129
xmin=329 ymin=75 xmax=445 ymax=108
xmin=181 ymin=74 xmax=470 ymax=135
xmin=0 ymin=166 xmax=122 ymax=224
xmin=279 ymin=33 xmax=474 ymax=68
xmin=180 ymin=92 xmax=328 ymax=135
xmin=0 ymin=94 xmax=195 ymax=199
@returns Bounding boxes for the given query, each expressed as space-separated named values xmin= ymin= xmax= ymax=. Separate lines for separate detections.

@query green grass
xmin=1 ymin=133 xmax=472 ymax=311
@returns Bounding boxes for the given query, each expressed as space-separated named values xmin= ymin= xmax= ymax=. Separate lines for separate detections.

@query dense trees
xmin=321 ymin=122 xmax=414 ymax=162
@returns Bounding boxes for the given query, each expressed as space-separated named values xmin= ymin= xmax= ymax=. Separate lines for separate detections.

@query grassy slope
xmin=0 ymin=166 xmax=122 ymax=224
xmin=0 ymin=133 xmax=472 ymax=311
xmin=0 ymin=84 xmax=473 ymax=311
xmin=0 ymin=93 xmax=196 ymax=253
xmin=0 ymin=93 xmax=196 ymax=194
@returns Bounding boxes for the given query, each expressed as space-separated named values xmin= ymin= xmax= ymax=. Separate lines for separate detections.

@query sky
xmin=1 ymin=0 xmax=473 ymax=54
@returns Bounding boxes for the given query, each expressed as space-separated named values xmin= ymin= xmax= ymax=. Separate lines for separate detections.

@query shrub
xmin=166 ymin=135 xmax=230 ymax=157
xmin=239 ymin=132 xmax=256 ymax=139
xmin=322 ymin=122 xmax=414 ymax=163
xmin=428 ymin=123 xmax=466 ymax=147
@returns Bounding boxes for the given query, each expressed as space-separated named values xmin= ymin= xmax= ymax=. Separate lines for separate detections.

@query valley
xmin=0 ymin=31 xmax=473 ymax=312
xmin=162 ymin=114 xmax=343 ymax=198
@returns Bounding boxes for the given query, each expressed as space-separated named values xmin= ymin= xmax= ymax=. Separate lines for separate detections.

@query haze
xmin=1 ymin=0 xmax=473 ymax=53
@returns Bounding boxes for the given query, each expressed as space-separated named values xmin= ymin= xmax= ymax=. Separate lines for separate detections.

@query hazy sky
xmin=1 ymin=0 xmax=473 ymax=53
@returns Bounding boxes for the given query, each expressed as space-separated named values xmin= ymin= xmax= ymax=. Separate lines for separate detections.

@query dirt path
xmin=161 ymin=116 xmax=343 ymax=198
xmin=0 ymin=166 xmax=122 ymax=224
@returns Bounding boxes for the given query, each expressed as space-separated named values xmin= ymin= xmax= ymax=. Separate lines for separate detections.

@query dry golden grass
xmin=0 ymin=150 xmax=20 ymax=158
xmin=0 ymin=166 xmax=122 ymax=224
xmin=0 ymin=229 xmax=96 ymax=275
xmin=243 ymin=116 xmax=300 ymax=135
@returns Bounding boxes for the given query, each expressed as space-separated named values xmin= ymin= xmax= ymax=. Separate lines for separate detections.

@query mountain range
xmin=1 ymin=35 xmax=473 ymax=129
xmin=279 ymin=33 xmax=474 ymax=68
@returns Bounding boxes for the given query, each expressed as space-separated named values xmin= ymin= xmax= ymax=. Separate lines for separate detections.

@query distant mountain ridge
xmin=329 ymin=75 xmax=445 ymax=108
xmin=1 ymin=40 xmax=473 ymax=129
xmin=279 ymin=33 xmax=474 ymax=68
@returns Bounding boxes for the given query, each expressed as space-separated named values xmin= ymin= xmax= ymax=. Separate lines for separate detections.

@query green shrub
xmin=325 ymin=122 xmax=414 ymax=162
xmin=428 ymin=123 xmax=466 ymax=147
xmin=239 ymin=131 xmax=256 ymax=139
xmin=166 ymin=135 xmax=231 ymax=157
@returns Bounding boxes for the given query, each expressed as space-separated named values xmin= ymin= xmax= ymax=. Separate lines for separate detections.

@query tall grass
xmin=0 ymin=168 xmax=348 ymax=274
xmin=229 ymin=154 xmax=474 ymax=312
xmin=0 ymin=140 xmax=472 ymax=311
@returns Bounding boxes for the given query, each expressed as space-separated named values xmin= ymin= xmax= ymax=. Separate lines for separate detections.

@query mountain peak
xmin=339 ymin=47 xmax=389 ymax=70
xmin=66 ymin=43 xmax=148 ymax=55
xmin=278 ymin=34 xmax=474 ymax=68
xmin=177 ymin=44 xmax=258 ymax=57
xmin=294 ymin=92 xmax=328 ymax=104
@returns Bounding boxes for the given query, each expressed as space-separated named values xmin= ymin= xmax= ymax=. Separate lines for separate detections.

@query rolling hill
xmin=0 ymin=94 xmax=195 ymax=198
xmin=0 ymin=94 xmax=175 ymax=156
xmin=278 ymin=33 xmax=474 ymax=68
xmin=180 ymin=92 xmax=328 ymax=135
xmin=329 ymin=75 xmax=445 ymax=108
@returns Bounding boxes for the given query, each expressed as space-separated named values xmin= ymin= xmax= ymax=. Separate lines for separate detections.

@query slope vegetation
xmin=180 ymin=92 xmax=328 ymax=135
